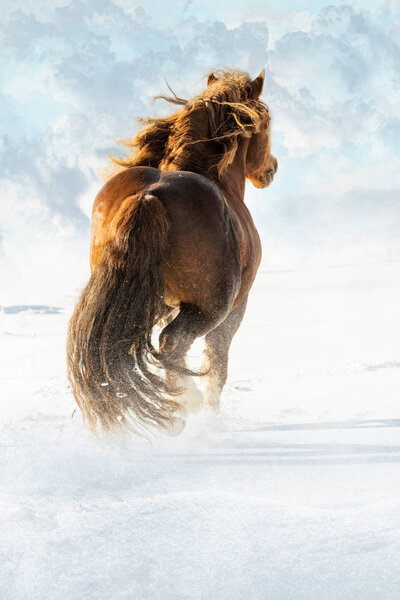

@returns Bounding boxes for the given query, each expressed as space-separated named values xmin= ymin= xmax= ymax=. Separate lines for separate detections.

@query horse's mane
xmin=109 ymin=69 xmax=270 ymax=180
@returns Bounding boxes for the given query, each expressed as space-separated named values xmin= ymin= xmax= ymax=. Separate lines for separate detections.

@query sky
xmin=1 ymin=0 xmax=400 ymax=303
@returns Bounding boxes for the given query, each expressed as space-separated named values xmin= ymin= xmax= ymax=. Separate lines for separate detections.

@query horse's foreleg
xmin=201 ymin=297 xmax=248 ymax=410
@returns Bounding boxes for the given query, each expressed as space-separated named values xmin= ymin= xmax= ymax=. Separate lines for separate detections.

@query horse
xmin=67 ymin=69 xmax=278 ymax=434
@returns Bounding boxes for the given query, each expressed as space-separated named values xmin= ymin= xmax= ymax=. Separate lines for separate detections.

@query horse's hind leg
xmin=201 ymin=297 xmax=248 ymax=410
xmin=165 ymin=355 xmax=204 ymax=416
xmin=158 ymin=303 xmax=218 ymax=415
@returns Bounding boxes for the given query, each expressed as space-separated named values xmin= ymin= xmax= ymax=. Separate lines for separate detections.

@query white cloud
xmin=267 ymin=5 xmax=400 ymax=156
xmin=1 ymin=1 xmax=400 ymax=300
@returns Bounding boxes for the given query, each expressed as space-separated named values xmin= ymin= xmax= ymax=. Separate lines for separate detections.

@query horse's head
xmin=244 ymin=71 xmax=278 ymax=189
xmin=205 ymin=70 xmax=278 ymax=189
xmin=110 ymin=69 xmax=277 ymax=191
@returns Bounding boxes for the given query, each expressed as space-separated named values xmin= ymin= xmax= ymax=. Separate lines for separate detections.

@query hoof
xmin=202 ymin=378 xmax=221 ymax=411
xmin=164 ymin=414 xmax=186 ymax=437
xmin=183 ymin=386 xmax=204 ymax=415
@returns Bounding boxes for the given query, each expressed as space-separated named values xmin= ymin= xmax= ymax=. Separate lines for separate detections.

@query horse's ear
xmin=207 ymin=73 xmax=218 ymax=86
xmin=250 ymin=69 xmax=265 ymax=99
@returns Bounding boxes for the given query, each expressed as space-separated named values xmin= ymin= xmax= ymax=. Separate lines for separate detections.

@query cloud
xmin=1 ymin=1 xmax=399 ymax=301
xmin=268 ymin=5 xmax=400 ymax=155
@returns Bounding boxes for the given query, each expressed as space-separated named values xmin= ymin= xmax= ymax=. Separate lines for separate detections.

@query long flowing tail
xmin=67 ymin=193 xmax=180 ymax=433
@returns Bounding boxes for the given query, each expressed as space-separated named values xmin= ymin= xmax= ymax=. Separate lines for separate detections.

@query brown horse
xmin=67 ymin=69 xmax=277 ymax=433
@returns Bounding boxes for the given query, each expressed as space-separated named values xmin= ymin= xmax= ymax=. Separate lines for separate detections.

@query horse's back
xmin=93 ymin=166 xmax=227 ymax=223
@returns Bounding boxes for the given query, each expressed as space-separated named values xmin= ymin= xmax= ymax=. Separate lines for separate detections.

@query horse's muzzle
xmin=251 ymin=168 xmax=277 ymax=189
xmin=264 ymin=157 xmax=278 ymax=186
xmin=248 ymin=157 xmax=278 ymax=188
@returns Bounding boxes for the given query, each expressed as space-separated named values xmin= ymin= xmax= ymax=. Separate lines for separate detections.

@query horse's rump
xmin=92 ymin=167 xmax=243 ymax=314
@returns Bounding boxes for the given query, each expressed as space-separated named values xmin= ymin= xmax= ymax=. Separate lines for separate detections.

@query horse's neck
xmin=214 ymin=143 xmax=247 ymax=209
xmin=159 ymin=113 xmax=248 ymax=208
xmin=159 ymin=107 xmax=211 ymax=174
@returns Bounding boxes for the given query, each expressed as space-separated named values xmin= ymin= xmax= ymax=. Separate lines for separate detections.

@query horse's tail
xmin=67 ymin=192 xmax=181 ymax=433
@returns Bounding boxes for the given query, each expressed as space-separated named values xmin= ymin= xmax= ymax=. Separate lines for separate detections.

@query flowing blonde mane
xmin=109 ymin=69 xmax=270 ymax=180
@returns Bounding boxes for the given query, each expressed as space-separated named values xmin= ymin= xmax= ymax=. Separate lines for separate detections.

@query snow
xmin=1 ymin=263 xmax=400 ymax=599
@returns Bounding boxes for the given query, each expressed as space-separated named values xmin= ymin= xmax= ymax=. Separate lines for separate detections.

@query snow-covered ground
xmin=1 ymin=263 xmax=400 ymax=599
